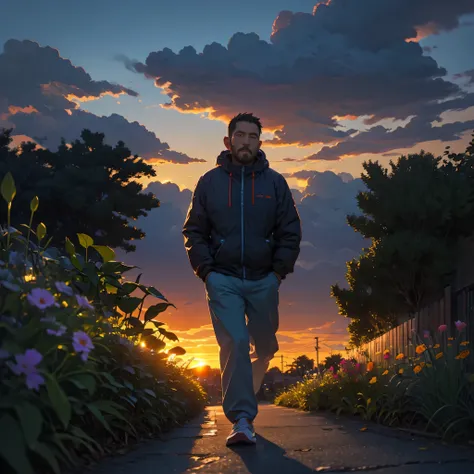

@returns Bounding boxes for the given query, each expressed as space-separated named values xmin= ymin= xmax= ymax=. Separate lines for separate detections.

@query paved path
xmin=90 ymin=403 xmax=474 ymax=473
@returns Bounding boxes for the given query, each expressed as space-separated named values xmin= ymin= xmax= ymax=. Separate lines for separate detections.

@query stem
xmin=6 ymin=202 xmax=11 ymax=266
xmin=25 ymin=210 xmax=35 ymax=260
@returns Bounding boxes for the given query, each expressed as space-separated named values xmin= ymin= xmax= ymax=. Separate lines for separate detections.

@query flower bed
xmin=276 ymin=323 xmax=473 ymax=442
xmin=0 ymin=173 xmax=206 ymax=474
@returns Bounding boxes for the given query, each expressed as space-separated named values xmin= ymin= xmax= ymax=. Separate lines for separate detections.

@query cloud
xmin=0 ymin=39 xmax=203 ymax=164
xmin=454 ymin=69 xmax=474 ymax=85
xmin=129 ymin=0 xmax=474 ymax=153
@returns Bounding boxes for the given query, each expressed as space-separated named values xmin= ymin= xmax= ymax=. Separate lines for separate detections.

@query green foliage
xmin=286 ymin=355 xmax=314 ymax=376
xmin=276 ymin=325 xmax=474 ymax=442
xmin=0 ymin=128 xmax=160 ymax=252
xmin=332 ymin=133 xmax=474 ymax=345
xmin=0 ymin=173 xmax=205 ymax=474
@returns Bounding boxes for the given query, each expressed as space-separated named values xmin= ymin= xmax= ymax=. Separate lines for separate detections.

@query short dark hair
xmin=228 ymin=112 xmax=263 ymax=138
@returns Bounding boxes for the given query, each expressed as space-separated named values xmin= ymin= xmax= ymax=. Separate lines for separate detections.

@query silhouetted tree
xmin=0 ymin=128 xmax=159 ymax=252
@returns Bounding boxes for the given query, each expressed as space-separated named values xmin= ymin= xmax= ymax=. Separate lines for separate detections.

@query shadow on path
xmin=228 ymin=435 xmax=315 ymax=474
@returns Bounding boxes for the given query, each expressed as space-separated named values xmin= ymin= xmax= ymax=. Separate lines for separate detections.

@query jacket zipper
xmin=215 ymin=238 xmax=225 ymax=258
xmin=241 ymin=166 xmax=246 ymax=279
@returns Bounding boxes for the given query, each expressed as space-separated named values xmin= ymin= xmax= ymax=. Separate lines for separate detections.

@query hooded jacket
xmin=182 ymin=149 xmax=301 ymax=282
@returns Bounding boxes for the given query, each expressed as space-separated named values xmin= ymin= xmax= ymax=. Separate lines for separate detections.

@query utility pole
xmin=314 ymin=337 xmax=320 ymax=373
xmin=280 ymin=354 xmax=284 ymax=373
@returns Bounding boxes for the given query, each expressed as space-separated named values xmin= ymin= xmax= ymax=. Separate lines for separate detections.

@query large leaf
xmin=139 ymin=284 xmax=168 ymax=301
xmin=65 ymin=237 xmax=76 ymax=256
xmin=0 ymin=414 xmax=34 ymax=474
xmin=77 ymin=233 xmax=94 ymax=249
xmin=143 ymin=335 xmax=166 ymax=351
xmin=30 ymin=441 xmax=61 ymax=474
xmin=87 ymin=403 xmax=114 ymax=436
xmin=118 ymin=296 xmax=142 ymax=314
xmin=36 ymin=222 xmax=47 ymax=241
xmin=46 ymin=375 xmax=71 ymax=429
xmin=92 ymin=245 xmax=115 ymax=263
xmin=14 ymin=402 xmax=43 ymax=447
xmin=168 ymin=346 xmax=186 ymax=356
xmin=102 ymin=261 xmax=136 ymax=274
xmin=145 ymin=302 xmax=173 ymax=321
xmin=1 ymin=171 xmax=16 ymax=203
xmin=70 ymin=374 xmax=97 ymax=396
xmin=120 ymin=282 xmax=139 ymax=295
xmin=30 ymin=195 xmax=39 ymax=213
xmin=126 ymin=317 xmax=144 ymax=329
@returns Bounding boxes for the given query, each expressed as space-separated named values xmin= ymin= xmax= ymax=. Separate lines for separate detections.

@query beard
xmin=231 ymin=144 xmax=258 ymax=165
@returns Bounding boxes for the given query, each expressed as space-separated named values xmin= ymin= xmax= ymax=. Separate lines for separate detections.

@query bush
xmin=275 ymin=325 xmax=473 ymax=442
xmin=0 ymin=173 xmax=206 ymax=474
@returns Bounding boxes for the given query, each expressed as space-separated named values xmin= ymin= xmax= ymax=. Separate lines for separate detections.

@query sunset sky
xmin=2 ymin=0 xmax=474 ymax=369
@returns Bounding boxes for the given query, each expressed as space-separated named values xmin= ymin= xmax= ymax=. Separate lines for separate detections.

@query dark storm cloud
xmin=0 ymin=39 xmax=203 ymax=164
xmin=129 ymin=0 xmax=474 ymax=152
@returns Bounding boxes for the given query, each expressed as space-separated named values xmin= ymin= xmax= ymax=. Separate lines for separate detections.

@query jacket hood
xmin=216 ymin=149 xmax=269 ymax=175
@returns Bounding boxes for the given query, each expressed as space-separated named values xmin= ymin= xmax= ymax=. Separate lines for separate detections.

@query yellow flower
xmin=414 ymin=365 xmax=422 ymax=374
xmin=448 ymin=337 xmax=454 ymax=341
xmin=382 ymin=370 xmax=389 ymax=375
xmin=396 ymin=353 xmax=405 ymax=360
xmin=456 ymin=350 xmax=470 ymax=360
xmin=367 ymin=398 xmax=372 ymax=405
xmin=433 ymin=344 xmax=440 ymax=349
xmin=369 ymin=376 xmax=377 ymax=384
xmin=460 ymin=341 xmax=470 ymax=346
xmin=436 ymin=352 xmax=444 ymax=359
xmin=367 ymin=361 xmax=374 ymax=372
xmin=399 ymin=368 xmax=404 ymax=375
xmin=416 ymin=344 xmax=427 ymax=355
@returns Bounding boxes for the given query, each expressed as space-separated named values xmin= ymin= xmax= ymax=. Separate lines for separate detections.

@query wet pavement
xmin=89 ymin=403 xmax=474 ymax=473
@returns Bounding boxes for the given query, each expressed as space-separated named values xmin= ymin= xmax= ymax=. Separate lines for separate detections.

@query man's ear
xmin=223 ymin=136 xmax=231 ymax=150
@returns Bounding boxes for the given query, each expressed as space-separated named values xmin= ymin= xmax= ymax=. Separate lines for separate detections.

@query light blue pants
xmin=205 ymin=271 xmax=280 ymax=423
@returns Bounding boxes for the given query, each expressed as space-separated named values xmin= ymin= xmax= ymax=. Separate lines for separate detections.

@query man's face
xmin=224 ymin=121 xmax=262 ymax=165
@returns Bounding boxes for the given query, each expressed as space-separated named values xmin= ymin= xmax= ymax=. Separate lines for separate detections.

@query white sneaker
xmin=226 ymin=418 xmax=256 ymax=446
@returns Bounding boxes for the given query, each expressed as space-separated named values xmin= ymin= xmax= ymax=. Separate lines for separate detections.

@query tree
xmin=286 ymin=355 xmax=314 ymax=376
xmin=323 ymin=353 xmax=344 ymax=371
xmin=332 ymin=133 xmax=474 ymax=346
xmin=0 ymin=128 xmax=160 ymax=252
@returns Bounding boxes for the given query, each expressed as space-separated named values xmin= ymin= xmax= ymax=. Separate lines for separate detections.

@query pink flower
xmin=75 ymin=295 xmax=94 ymax=311
xmin=438 ymin=324 xmax=447 ymax=333
xmin=455 ymin=321 xmax=467 ymax=332
xmin=27 ymin=288 xmax=55 ymax=310
xmin=7 ymin=349 xmax=44 ymax=390
xmin=72 ymin=331 xmax=94 ymax=361
xmin=55 ymin=281 xmax=74 ymax=296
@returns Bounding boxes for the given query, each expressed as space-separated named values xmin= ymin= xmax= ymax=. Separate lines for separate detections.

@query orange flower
xmin=414 ymin=365 xmax=422 ymax=374
xmin=367 ymin=361 xmax=374 ymax=371
xmin=369 ymin=376 xmax=377 ymax=384
xmin=396 ymin=353 xmax=405 ymax=360
xmin=416 ymin=344 xmax=427 ymax=355
xmin=382 ymin=369 xmax=389 ymax=375
xmin=456 ymin=350 xmax=470 ymax=360
xmin=433 ymin=344 xmax=440 ymax=349
xmin=460 ymin=341 xmax=470 ymax=346
xmin=436 ymin=352 xmax=444 ymax=359
xmin=399 ymin=368 xmax=404 ymax=375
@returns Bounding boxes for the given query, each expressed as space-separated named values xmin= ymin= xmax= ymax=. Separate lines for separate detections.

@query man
xmin=182 ymin=112 xmax=301 ymax=446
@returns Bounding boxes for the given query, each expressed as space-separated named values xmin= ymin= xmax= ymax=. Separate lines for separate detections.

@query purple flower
xmin=7 ymin=349 xmax=44 ymax=391
xmin=27 ymin=288 xmax=55 ymax=310
xmin=55 ymin=281 xmax=74 ymax=296
xmin=47 ymin=324 xmax=67 ymax=337
xmin=423 ymin=330 xmax=430 ymax=339
xmin=75 ymin=295 xmax=94 ymax=311
xmin=72 ymin=331 xmax=94 ymax=361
